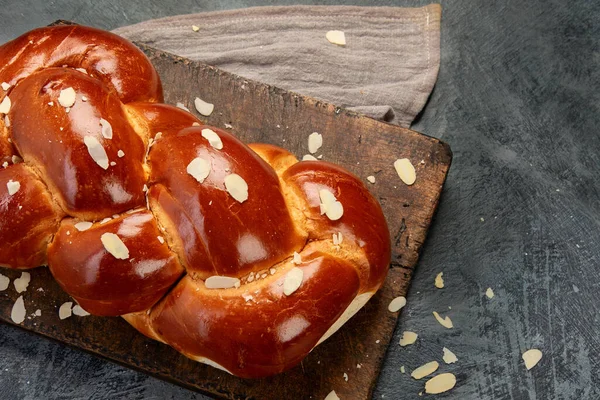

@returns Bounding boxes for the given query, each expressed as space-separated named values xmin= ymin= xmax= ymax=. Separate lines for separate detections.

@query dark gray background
xmin=0 ymin=0 xmax=598 ymax=399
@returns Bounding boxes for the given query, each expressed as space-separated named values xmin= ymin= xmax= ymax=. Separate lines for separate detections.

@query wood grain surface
xmin=0 ymin=32 xmax=451 ymax=399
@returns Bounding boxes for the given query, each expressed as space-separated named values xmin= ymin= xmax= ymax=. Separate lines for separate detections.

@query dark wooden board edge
xmin=0 ymin=20 xmax=452 ymax=400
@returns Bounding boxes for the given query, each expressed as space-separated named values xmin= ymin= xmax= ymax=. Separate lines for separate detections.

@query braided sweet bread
xmin=0 ymin=25 xmax=391 ymax=378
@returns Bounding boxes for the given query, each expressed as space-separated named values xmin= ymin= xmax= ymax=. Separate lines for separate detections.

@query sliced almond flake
xmin=205 ymin=276 xmax=240 ymax=289
xmin=435 ymin=272 xmax=444 ymax=289
xmin=11 ymin=296 xmax=26 ymax=324
xmin=302 ymin=154 xmax=318 ymax=161
xmin=154 ymin=132 xmax=163 ymax=141
xmin=388 ymin=296 xmax=407 ymax=312
xmin=367 ymin=175 xmax=376 ymax=184
xmin=72 ymin=305 xmax=90 ymax=316
xmin=318 ymin=189 xmax=344 ymax=221
xmin=270 ymin=268 xmax=276 ymax=275
xmin=2 ymin=162 xmax=8 ymax=168
xmin=110 ymin=161 xmax=116 ymax=167
xmin=83 ymin=136 xmax=109 ymax=170
xmin=224 ymin=123 xmax=233 ymax=129
xmin=411 ymin=361 xmax=439 ymax=380
xmin=81 ymin=95 xmax=87 ymax=102
xmin=394 ymin=158 xmax=416 ymax=185
xmin=58 ymin=87 xmax=76 ymax=108
xmin=425 ymin=373 xmax=456 ymax=394
xmin=1 ymin=82 xmax=10 ymax=91
xmin=283 ymin=267 xmax=304 ymax=296
xmin=176 ymin=102 xmax=190 ymax=112
xmin=522 ymin=349 xmax=543 ymax=370
xmin=332 ymin=232 xmax=344 ymax=246
xmin=34 ymin=309 xmax=41 ymax=316
xmin=0 ymin=273 xmax=9 ymax=291
xmin=324 ymin=390 xmax=340 ymax=400
xmin=12 ymin=155 xmax=22 ymax=164
xmin=101 ymin=232 xmax=129 ymax=260
xmin=442 ymin=347 xmax=458 ymax=364
xmin=192 ymin=25 xmax=200 ymax=32
xmin=399 ymin=331 xmax=418 ymax=346
xmin=343 ymin=372 xmax=348 ymax=382
xmin=75 ymin=68 xmax=87 ymax=74
xmin=357 ymin=363 xmax=362 ymax=369
xmin=308 ymin=132 xmax=323 ymax=154
xmin=433 ymin=311 xmax=453 ymax=329
xmin=195 ymin=97 xmax=214 ymax=116
xmin=117 ymin=150 xmax=125 ymax=158
xmin=201 ymin=128 xmax=223 ymax=149
xmin=224 ymin=174 xmax=248 ymax=203
xmin=486 ymin=287 xmax=495 ymax=299
xmin=4 ymin=115 xmax=10 ymax=127
xmin=0 ymin=96 xmax=11 ymax=114
xmin=74 ymin=221 xmax=93 ymax=231
xmin=293 ymin=252 xmax=302 ymax=265
xmin=48 ymin=101 xmax=54 ymax=106
xmin=6 ymin=180 xmax=20 ymax=195
xmin=99 ymin=118 xmax=113 ymax=139
xmin=100 ymin=217 xmax=112 ymax=224
xmin=400 ymin=366 xmax=405 ymax=374
xmin=58 ymin=302 xmax=73 ymax=320
xmin=14 ymin=272 xmax=30 ymax=293
xmin=187 ymin=157 xmax=211 ymax=184
xmin=157 ymin=236 xmax=165 ymax=244
xmin=326 ymin=30 xmax=346 ymax=46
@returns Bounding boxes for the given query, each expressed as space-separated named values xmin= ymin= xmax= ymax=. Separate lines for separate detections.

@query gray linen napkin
xmin=113 ymin=4 xmax=441 ymax=128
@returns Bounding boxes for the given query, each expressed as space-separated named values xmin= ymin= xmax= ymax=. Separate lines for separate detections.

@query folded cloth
xmin=113 ymin=4 xmax=441 ymax=128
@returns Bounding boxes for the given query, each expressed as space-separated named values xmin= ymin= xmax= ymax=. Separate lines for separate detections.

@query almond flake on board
xmin=11 ymin=296 xmax=26 ymax=324
xmin=367 ymin=175 xmax=376 ymax=184
xmin=13 ymin=272 xmax=30 ymax=293
xmin=394 ymin=158 xmax=416 ymax=185
xmin=425 ymin=373 xmax=457 ymax=394
xmin=388 ymin=296 xmax=407 ymax=312
xmin=486 ymin=287 xmax=495 ymax=298
xmin=324 ymin=390 xmax=340 ymax=400
xmin=308 ymin=132 xmax=323 ymax=154
xmin=59 ymin=302 xmax=73 ymax=320
xmin=326 ymin=30 xmax=346 ymax=46
xmin=0 ymin=273 xmax=9 ymax=291
xmin=195 ymin=97 xmax=214 ymax=116
xmin=302 ymin=154 xmax=318 ymax=161
xmin=192 ymin=25 xmax=200 ymax=32
xmin=72 ymin=305 xmax=90 ymax=317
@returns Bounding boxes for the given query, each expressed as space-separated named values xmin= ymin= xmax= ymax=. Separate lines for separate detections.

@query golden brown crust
xmin=0 ymin=25 xmax=391 ymax=378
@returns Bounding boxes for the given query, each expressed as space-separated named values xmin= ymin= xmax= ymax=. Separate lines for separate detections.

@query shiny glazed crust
xmin=0 ymin=25 xmax=391 ymax=378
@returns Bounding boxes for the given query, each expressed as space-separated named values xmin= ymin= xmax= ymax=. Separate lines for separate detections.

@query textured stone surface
xmin=1 ymin=0 xmax=599 ymax=399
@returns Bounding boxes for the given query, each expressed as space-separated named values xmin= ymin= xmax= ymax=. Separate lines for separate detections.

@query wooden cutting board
xmin=0 ymin=26 xmax=451 ymax=399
